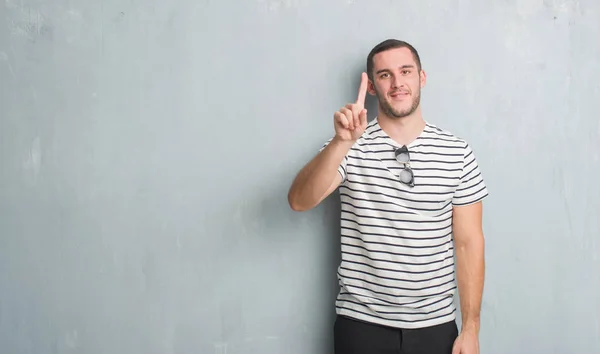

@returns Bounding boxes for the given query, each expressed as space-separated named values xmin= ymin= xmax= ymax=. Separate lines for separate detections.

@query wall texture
xmin=1 ymin=0 xmax=599 ymax=353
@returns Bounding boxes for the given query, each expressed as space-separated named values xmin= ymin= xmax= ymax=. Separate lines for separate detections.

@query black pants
xmin=333 ymin=315 xmax=459 ymax=354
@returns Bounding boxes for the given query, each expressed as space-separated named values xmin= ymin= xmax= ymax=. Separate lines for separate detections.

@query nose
xmin=391 ymin=74 xmax=405 ymax=89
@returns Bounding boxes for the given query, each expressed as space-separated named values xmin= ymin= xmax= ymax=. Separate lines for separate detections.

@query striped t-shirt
xmin=322 ymin=118 xmax=488 ymax=329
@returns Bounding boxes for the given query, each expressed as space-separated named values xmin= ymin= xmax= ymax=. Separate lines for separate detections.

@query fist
xmin=334 ymin=72 xmax=369 ymax=142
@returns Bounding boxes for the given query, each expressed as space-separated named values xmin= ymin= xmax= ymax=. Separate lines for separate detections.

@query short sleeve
xmin=320 ymin=137 xmax=348 ymax=183
xmin=452 ymin=142 xmax=488 ymax=206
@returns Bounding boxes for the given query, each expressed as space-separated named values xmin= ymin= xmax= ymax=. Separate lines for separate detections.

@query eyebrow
xmin=376 ymin=65 xmax=415 ymax=75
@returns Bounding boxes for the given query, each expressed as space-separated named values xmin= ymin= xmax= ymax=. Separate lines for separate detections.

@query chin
xmin=391 ymin=112 xmax=412 ymax=119
xmin=391 ymin=102 xmax=412 ymax=113
xmin=390 ymin=104 xmax=415 ymax=118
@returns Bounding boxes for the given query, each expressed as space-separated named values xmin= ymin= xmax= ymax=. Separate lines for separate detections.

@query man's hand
xmin=333 ymin=72 xmax=369 ymax=142
xmin=452 ymin=329 xmax=479 ymax=354
xmin=286 ymin=72 xmax=369 ymax=212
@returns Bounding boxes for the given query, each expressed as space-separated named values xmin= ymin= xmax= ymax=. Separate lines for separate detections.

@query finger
xmin=342 ymin=108 xmax=354 ymax=130
xmin=340 ymin=107 xmax=354 ymax=130
xmin=334 ymin=111 xmax=348 ymax=129
xmin=345 ymin=104 xmax=360 ymax=129
xmin=359 ymin=108 xmax=367 ymax=127
xmin=355 ymin=72 xmax=369 ymax=106
xmin=334 ymin=111 xmax=349 ymax=129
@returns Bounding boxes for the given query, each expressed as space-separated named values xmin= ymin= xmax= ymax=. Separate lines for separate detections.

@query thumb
xmin=451 ymin=338 xmax=461 ymax=354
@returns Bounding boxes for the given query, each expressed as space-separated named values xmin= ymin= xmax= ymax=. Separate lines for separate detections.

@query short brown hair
xmin=366 ymin=39 xmax=422 ymax=80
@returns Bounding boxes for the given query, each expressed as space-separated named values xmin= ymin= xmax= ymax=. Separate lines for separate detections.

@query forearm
xmin=288 ymin=136 xmax=353 ymax=211
xmin=455 ymin=233 xmax=485 ymax=334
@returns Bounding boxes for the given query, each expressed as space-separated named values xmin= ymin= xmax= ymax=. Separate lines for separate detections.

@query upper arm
xmin=318 ymin=169 xmax=343 ymax=204
xmin=452 ymin=143 xmax=488 ymax=207
xmin=452 ymin=201 xmax=484 ymax=245
xmin=452 ymin=141 xmax=488 ymax=244
xmin=318 ymin=138 xmax=348 ymax=199
xmin=327 ymin=170 xmax=343 ymax=194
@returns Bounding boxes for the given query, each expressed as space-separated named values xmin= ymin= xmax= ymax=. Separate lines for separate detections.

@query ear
xmin=419 ymin=70 xmax=427 ymax=88
xmin=367 ymin=79 xmax=377 ymax=96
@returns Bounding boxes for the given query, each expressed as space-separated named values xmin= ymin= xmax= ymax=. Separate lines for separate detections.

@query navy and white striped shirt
xmin=322 ymin=118 xmax=488 ymax=329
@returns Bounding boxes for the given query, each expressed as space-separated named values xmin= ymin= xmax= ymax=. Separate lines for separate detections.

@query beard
xmin=375 ymin=86 xmax=421 ymax=119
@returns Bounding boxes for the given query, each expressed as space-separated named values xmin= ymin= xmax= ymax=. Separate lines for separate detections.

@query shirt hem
xmin=335 ymin=307 xmax=457 ymax=330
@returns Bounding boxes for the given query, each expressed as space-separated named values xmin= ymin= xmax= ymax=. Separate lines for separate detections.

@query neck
xmin=377 ymin=107 xmax=426 ymax=146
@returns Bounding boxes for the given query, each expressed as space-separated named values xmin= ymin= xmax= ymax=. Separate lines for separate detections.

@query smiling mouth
xmin=390 ymin=91 xmax=409 ymax=99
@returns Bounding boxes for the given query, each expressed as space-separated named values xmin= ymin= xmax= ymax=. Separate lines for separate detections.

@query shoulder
xmin=424 ymin=123 xmax=487 ymax=175
xmin=423 ymin=122 xmax=470 ymax=151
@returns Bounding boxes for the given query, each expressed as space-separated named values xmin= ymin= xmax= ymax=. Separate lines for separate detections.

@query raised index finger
xmin=355 ymin=72 xmax=368 ymax=106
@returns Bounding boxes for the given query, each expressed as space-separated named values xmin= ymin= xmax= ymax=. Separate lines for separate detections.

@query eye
xmin=380 ymin=73 xmax=390 ymax=79
xmin=401 ymin=70 xmax=410 ymax=75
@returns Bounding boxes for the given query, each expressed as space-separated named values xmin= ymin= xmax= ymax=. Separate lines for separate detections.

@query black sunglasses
xmin=394 ymin=145 xmax=415 ymax=187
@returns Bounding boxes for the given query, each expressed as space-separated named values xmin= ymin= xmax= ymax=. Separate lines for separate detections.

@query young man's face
xmin=368 ymin=47 xmax=426 ymax=119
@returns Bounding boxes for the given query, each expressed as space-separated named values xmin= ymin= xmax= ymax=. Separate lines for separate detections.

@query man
xmin=287 ymin=39 xmax=488 ymax=354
